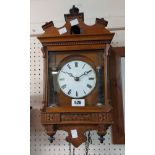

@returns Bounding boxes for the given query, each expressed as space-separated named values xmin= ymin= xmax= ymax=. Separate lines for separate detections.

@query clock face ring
xmin=57 ymin=60 xmax=96 ymax=98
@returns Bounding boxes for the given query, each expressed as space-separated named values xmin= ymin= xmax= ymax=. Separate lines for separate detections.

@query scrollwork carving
xmin=41 ymin=113 xmax=60 ymax=123
xmin=61 ymin=113 xmax=91 ymax=121
xmin=42 ymin=112 xmax=113 ymax=124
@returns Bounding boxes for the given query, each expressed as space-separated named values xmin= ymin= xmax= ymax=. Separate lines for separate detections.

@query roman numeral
xmin=67 ymin=64 xmax=71 ymax=69
xmin=89 ymin=77 xmax=94 ymax=80
xmin=76 ymin=91 xmax=78 ymax=97
xmin=83 ymin=90 xmax=86 ymax=94
xmin=87 ymin=84 xmax=92 ymax=89
xmin=75 ymin=62 xmax=78 ymax=67
xmin=82 ymin=64 xmax=86 ymax=69
xmin=61 ymin=84 xmax=66 ymax=89
xmin=68 ymin=89 xmax=72 ymax=95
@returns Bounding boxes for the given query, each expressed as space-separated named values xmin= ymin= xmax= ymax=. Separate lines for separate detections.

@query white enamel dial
xmin=58 ymin=60 xmax=96 ymax=98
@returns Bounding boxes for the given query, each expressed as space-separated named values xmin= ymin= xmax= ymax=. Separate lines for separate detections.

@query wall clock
xmin=38 ymin=5 xmax=116 ymax=148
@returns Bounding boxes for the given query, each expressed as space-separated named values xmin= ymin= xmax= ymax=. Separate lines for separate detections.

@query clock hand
xmin=78 ymin=70 xmax=92 ymax=78
xmin=61 ymin=71 xmax=75 ymax=78
xmin=86 ymin=70 xmax=92 ymax=74
xmin=68 ymin=72 xmax=75 ymax=77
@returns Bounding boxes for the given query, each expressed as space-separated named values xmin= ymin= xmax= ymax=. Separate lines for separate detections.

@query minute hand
xmin=79 ymin=70 xmax=92 ymax=78
xmin=61 ymin=71 xmax=75 ymax=78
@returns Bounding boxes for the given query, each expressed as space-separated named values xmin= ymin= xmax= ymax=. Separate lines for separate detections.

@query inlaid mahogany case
xmin=37 ymin=6 xmax=125 ymax=147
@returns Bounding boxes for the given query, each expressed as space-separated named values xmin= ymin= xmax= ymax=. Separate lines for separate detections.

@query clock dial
xmin=58 ymin=60 xmax=96 ymax=98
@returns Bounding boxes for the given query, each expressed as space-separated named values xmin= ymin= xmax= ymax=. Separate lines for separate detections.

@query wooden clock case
xmin=38 ymin=6 xmax=117 ymax=147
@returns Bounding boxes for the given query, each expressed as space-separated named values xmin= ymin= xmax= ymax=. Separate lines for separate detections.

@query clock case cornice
xmin=37 ymin=5 xmax=115 ymax=148
xmin=38 ymin=19 xmax=114 ymax=55
xmin=38 ymin=30 xmax=114 ymax=53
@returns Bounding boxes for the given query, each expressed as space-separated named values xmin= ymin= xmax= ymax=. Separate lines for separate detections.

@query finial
xmin=69 ymin=5 xmax=79 ymax=14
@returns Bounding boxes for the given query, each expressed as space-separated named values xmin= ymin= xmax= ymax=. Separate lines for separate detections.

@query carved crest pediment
xmin=38 ymin=5 xmax=114 ymax=43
